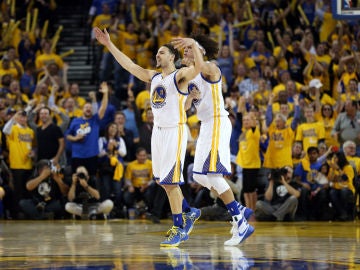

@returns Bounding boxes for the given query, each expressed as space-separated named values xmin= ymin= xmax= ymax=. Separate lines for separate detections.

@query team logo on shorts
xmin=152 ymin=85 xmax=166 ymax=108
xmin=188 ymin=83 xmax=201 ymax=106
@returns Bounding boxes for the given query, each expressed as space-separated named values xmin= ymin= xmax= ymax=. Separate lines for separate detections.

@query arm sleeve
xmin=265 ymin=104 xmax=273 ymax=127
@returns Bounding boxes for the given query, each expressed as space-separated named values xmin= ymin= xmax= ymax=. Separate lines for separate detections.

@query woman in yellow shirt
xmin=315 ymin=104 xmax=339 ymax=148
xmin=328 ymin=151 xmax=355 ymax=221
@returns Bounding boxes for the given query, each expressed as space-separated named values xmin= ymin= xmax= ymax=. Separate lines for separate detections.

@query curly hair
xmin=190 ymin=33 xmax=219 ymax=60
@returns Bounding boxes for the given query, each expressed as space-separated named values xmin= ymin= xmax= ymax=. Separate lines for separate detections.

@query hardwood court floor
xmin=0 ymin=219 xmax=359 ymax=269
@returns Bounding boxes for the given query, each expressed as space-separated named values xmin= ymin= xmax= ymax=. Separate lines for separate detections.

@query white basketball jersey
xmin=188 ymin=72 xmax=228 ymax=121
xmin=150 ymin=70 xmax=188 ymax=127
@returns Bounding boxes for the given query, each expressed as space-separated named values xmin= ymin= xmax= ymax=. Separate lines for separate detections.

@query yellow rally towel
xmin=110 ymin=156 xmax=124 ymax=181
xmin=300 ymin=156 xmax=311 ymax=172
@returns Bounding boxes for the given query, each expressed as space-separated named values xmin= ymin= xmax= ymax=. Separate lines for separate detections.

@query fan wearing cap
xmin=2 ymin=109 xmax=35 ymax=219
xmin=303 ymin=78 xmax=336 ymax=109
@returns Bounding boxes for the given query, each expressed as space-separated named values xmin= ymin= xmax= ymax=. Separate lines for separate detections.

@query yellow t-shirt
xmin=209 ymin=24 xmax=222 ymax=43
xmin=295 ymin=122 xmax=325 ymax=152
xmin=0 ymin=59 xmax=24 ymax=75
xmin=118 ymin=31 xmax=138 ymax=60
xmin=316 ymin=54 xmax=331 ymax=66
xmin=124 ymin=159 xmax=153 ymax=188
xmin=135 ymin=90 xmax=150 ymax=110
xmin=271 ymin=102 xmax=294 ymax=114
xmin=314 ymin=113 xmax=339 ymax=147
xmin=273 ymin=46 xmax=288 ymax=70
xmin=347 ymin=156 xmax=360 ymax=178
xmin=263 ymin=125 xmax=295 ymax=168
xmin=35 ymin=53 xmax=64 ymax=69
xmin=272 ymin=81 xmax=303 ymax=97
xmin=6 ymin=93 xmax=29 ymax=111
xmin=92 ymin=14 xmax=111 ymax=29
xmin=158 ymin=30 xmax=182 ymax=49
xmin=339 ymin=72 xmax=359 ymax=93
xmin=136 ymin=39 xmax=153 ymax=68
xmin=304 ymin=93 xmax=336 ymax=106
xmin=187 ymin=114 xmax=200 ymax=140
xmin=62 ymin=107 xmax=83 ymax=120
xmin=340 ymin=92 xmax=360 ymax=102
xmin=0 ymin=68 xmax=19 ymax=79
xmin=329 ymin=164 xmax=355 ymax=193
xmin=253 ymin=90 xmax=270 ymax=111
xmin=7 ymin=124 xmax=34 ymax=169
xmin=236 ymin=127 xmax=261 ymax=169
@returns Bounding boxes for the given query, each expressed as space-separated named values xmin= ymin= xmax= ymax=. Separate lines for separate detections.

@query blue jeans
xmin=99 ymin=173 xmax=123 ymax=207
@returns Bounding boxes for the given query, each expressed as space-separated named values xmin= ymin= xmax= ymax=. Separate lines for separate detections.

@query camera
xmin=77 ymin=172 xmax=86 ymax=179
xmin=269 ymin=167 xmax=288 ymax=182
xmin=50 ymin=160 xmax=63 ymax=174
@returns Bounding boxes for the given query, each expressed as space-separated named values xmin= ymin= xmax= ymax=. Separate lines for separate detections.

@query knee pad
xmin=208 ymin=174 xmax=230 ymax=195
xmin=193 ymin=173 xmax=212 ymax=190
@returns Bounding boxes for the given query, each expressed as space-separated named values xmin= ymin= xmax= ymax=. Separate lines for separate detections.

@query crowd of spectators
xmin=0 ymin=0 xmax=359 ymax=222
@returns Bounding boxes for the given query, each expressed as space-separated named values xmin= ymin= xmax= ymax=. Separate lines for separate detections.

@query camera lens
xmin=77 ymin=172 xmax=86 ymax=179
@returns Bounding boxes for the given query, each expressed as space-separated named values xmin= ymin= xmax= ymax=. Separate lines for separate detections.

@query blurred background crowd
xmin=0 ymin=0 xmax=359 ymax=222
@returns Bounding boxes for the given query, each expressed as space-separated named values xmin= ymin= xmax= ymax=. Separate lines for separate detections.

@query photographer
xmin=19 ymin=159 xmax=69 ymax=219
xmin=65 ymin=166 xmax=113 ymax=219
xmin=255 ymin=167 xmax=301 ymax=221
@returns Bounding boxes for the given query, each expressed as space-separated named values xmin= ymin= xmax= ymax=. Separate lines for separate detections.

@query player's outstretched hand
xmin=94 ymin=27 xmax=111 ymax=47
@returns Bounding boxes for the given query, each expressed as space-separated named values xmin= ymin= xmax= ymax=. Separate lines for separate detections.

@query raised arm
xmin=266 ymin=93 xmax=274 ymax=127
xmin=171 ymin=37 xmax=205 ymax=87
xmin=291 ymin=94 xmax=300 ymax=131
xmin=94 ymin=27 xmax=156 ymax=82
xmin=98 ymin=82 xmax=109 ymax=120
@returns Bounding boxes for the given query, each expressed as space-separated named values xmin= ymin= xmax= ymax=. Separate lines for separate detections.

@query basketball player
xmin=172 ymin=35 xmax=254 ymax=245
xmin=94 ymin=27 xmax=202 ymax=247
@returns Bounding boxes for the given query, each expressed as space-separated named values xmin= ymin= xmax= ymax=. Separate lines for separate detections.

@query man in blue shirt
xmin=65 ymin=82 xmax=108 ymax=177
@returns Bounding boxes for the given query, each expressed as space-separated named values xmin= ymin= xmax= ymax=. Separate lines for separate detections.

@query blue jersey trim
xmin=174 ymin=70 xmax=189 ymax=95
xmin=200 ymin=72 xmax=222 ymax=84
xmin=151 ymin=72 xmax=161 ymax=81
xmin=193 ymin=171 xmax=231 ymax=176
